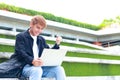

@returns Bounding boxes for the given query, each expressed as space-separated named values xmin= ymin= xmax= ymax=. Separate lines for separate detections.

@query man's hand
xmin=32 ymin=58 xmax=43 ymax=66
xmin=56 ymin=36 xmax=62 ymax=45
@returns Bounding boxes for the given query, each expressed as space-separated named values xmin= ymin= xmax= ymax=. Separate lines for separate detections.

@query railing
xmin=0 ymin=29 xmax=105 ymax=50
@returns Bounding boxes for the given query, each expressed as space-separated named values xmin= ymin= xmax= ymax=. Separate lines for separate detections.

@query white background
xmin=0 ymin=0 xmax=120 ymax=25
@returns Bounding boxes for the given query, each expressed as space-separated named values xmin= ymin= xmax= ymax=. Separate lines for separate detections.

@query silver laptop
xmin=40 ymin=48 xmax=67 ymax=66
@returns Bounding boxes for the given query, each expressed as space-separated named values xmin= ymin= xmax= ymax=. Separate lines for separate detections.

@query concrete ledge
xmin=0 ymin=76 xmax=120 ymax=80
xmin=0 ymin=78 xmax=18 ymax=80
xmin=67 ymin=76 xmax=120 ymax=80
xmin=0 ymin=78 xmax=54 ymax=80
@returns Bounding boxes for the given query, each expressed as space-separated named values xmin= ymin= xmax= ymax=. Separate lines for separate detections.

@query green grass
xmin=0 ymin=58 xmax=8 ymax=63
xmin=0 ymin=34 xmax=16 ymax=39
xmin=62 ymin=62 xmax=120 ymax=76
xmin=0 ymin=3 xmax=101 ymax=30
xmin=0 ymin=44 xmax=14 ymax=52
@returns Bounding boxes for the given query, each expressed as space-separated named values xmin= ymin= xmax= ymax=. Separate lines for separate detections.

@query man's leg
xmin=42 ymin=66 xmax=66 ymax=80
xmin=22 ymin=64 xmax=43 ymax=80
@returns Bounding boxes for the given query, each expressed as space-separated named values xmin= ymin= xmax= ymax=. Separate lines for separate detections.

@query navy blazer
xmin=11 ymin=29 xmax=59 ymax=65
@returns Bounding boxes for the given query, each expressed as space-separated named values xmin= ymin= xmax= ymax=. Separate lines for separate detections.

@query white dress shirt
xmin=31 ymin=35 xmax=39 ymax=59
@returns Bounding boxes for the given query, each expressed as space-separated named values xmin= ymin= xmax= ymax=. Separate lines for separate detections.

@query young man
xmin=11 ymin=15 xmax=66 ymax=80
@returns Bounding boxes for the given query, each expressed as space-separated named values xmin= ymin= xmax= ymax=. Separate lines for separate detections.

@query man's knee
xmin=31 ymin=66 xmax=43 ymax=75
xmin=49 ymin=66 xmax=65 ymax=77
xmin=54 ymin=66 xmax=65 ymax=72
xmin=52 ymin=66 xmax=66 ymax=79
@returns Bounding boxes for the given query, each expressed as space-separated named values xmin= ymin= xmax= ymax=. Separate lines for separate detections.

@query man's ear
xmin=30 ymin=22 xmax=33 ymax=28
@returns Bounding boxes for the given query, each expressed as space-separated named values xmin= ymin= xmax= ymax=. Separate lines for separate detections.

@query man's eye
xmin=37 ymin=26 xmax=40 ymax=29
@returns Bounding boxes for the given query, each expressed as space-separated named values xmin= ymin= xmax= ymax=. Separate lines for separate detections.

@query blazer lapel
xmin=37 ymin=36 xmax=44 ymax=57
xmin=24 ymin=29 xmax=34 ymax=56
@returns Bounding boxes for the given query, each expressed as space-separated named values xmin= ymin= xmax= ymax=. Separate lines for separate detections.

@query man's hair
xmin=30 ymin=15 xmax=47 ymax=28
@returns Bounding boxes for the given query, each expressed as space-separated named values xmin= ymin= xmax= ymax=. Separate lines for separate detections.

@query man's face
xmin=30 ymin=24 xmax=44 ymax=36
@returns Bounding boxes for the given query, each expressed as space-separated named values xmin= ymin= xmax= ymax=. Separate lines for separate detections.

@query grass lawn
xmin=62 ymin=62 xmax=120 ymax=76
xmin=0 ymin=44 xmax=14 ymax=52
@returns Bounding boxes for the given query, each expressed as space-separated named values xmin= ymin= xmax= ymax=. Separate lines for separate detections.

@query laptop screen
xmin=40 ymin=49 xmax=67 ymax=66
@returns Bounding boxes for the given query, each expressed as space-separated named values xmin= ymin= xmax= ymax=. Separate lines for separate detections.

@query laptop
xmin=40 ymin=48 xmax=67 ymax=66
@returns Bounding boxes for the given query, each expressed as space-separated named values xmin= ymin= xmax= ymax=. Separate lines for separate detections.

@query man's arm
xmin=40 ymin=36 xmax=62 ymax=49
xmin=52 ymin=36 xmax=62 ymax=49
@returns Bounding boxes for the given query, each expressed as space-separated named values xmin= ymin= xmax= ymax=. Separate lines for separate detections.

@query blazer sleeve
xmin=51 ymin=43 xmax=60 ymax=49
xmin=15 ymin=34 xmax=33 ymax=65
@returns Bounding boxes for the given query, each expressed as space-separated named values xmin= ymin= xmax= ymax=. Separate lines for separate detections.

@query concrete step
xmin=0 ymin=76 xmax=120 ymax=80
xmin=0 ymin=78 xmax=55 ymax=80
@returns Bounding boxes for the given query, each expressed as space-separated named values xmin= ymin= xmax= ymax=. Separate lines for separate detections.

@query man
xmin=11 ymin=15 xmax=66 ymax=80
